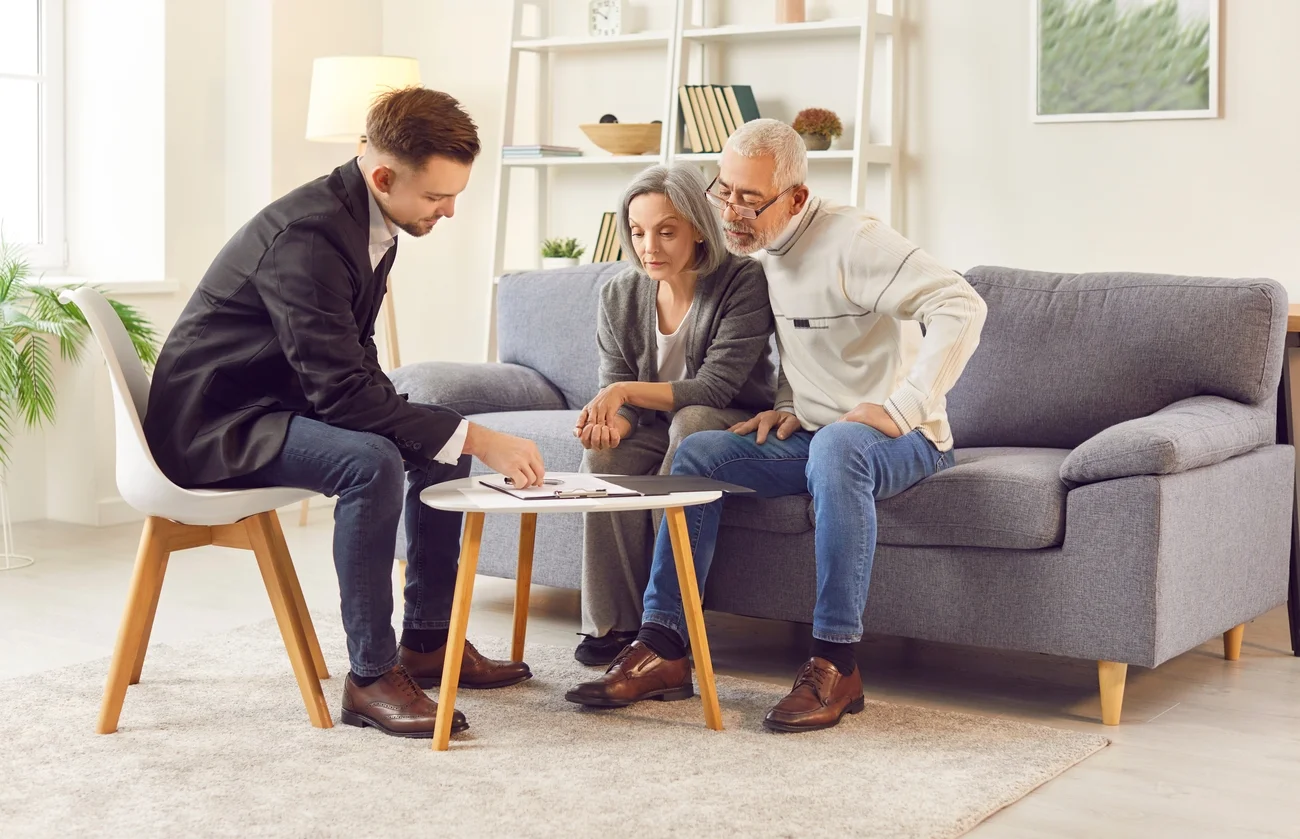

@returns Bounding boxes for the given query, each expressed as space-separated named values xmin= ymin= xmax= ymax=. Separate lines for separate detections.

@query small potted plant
xmin=540 ymin=237 xmax=585 ymax=269
xmin=792 ymin=108 xmax=843 ymax=151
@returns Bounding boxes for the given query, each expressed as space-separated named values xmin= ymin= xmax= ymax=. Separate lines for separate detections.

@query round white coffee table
xmin=419 ymin=474 xmax=723 ymax=751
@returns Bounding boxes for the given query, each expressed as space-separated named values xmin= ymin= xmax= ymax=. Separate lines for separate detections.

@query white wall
xmin=903 ymin=0 xmax=1300 ymax=281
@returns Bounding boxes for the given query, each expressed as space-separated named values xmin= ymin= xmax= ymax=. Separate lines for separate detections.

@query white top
xmin=655 ymin=299 xmax=695 ymax=382
xmin=357 ymin=158 xmax=469 ymax=466
xmin=420 ymin=474 xmax=721 ymax=514
xmin=755 ymin=197 xmax=988 ymax=452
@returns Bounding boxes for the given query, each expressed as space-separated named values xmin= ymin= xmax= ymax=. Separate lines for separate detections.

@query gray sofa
xmin=393 ymin=262 xmax=1294 ymax=724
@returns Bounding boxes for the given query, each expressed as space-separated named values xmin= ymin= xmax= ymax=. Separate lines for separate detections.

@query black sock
xmin=810 ymin=638 xmax=857 ymax=676
xmin=636 ymin=622 xmax=688 ymax=661
xmin=351 ymin=672 xmax=381 ymax=687
xmin=401 ymin=628 xmax=449 ymax=653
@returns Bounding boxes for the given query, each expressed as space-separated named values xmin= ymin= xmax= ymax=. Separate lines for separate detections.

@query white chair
xmin=61 ymin=288 xmax=332 ymax=733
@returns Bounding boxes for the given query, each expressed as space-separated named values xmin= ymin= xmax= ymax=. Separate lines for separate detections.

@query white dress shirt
xmin=358 ymin=159 xmax=468 ymax=465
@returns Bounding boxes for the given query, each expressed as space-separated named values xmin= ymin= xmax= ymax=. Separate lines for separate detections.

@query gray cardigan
xmin=596 ymin=252 xmax=776 ymax=432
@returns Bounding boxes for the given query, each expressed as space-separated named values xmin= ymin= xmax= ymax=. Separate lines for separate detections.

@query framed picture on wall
xmin=1032 ymin=0 xmax=1220 ymax=123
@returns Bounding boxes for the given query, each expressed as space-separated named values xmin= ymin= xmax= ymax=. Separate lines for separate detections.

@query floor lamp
xmin=300 ymin=55 xmax=421 ymax=526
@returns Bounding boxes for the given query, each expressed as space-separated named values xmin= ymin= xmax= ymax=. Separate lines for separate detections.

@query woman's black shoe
xmin=574 ymin=630 xmax=639 ymax=666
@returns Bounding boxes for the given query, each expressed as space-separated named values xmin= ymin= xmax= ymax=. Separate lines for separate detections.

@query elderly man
xmin=567 ymin=119 xmax=988 ymax=733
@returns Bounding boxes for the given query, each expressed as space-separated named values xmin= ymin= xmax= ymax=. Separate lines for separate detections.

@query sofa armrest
xmin=1060 ymin=395 xmax=1275 ymax=485
xmin=391 ymin=362 xmax=567 ymax=416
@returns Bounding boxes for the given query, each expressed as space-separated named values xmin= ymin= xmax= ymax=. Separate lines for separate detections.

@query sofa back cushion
xmin=496 ymin=262 xmax=626 ymax=410
xmin=945 ymin=266 xmax=1287 ymax=449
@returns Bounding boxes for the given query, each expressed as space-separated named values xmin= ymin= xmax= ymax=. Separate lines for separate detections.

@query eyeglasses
xmin=705 ymin=176 xmax=795 ymax=220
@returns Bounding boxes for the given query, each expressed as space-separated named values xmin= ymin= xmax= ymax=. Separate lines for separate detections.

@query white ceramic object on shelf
xmin=541 ymin=257 xmax=580 ymax=270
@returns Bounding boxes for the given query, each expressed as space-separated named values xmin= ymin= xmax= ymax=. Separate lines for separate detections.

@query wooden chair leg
xmin=98 ymin=517 xmax=170 ymax=734
xmin=666 ymin=506 xmax=723 ymax=732
xmin=1223 ymin=623 xmax=1245 ymax=661
xmin=266 ymin=511 xmax=329 ymax=680
xmin=434 ymin=511 xmax=484 ymax=751
xmin=511 ymin=514 xmax=537 ymax=662
xmin=129 ymin=553 xmax=170 ymax=685
xmin=1098 ymin=661 xmax=1128 ymax=726
xmin=297 ymin=499 xmax=310 ymax=527
xmin=245 ymin=512 xmax=332 ymax=729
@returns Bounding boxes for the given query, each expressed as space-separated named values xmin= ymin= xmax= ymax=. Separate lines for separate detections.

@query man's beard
xmin=396 ymin=218 xmax=435 ymax=237
xmin=723 ymin=221 xmax=779 ymax=255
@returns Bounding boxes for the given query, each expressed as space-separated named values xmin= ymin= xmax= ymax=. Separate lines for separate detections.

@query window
xmin=0 ymin=0 xmax=64 ymax=268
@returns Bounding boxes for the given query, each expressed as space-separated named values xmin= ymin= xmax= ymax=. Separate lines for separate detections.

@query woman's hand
xmin=576 ymin=383 xmax=630 ymax=430
xmin=576 ymin=414 xmax=633 ymax=451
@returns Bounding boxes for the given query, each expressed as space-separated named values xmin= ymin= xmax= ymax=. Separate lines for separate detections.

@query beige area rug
xmin=0 ymin=616 xmax=1107 ymax=838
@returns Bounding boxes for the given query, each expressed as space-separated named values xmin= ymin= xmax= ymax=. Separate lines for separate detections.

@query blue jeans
xmin=642 ymin=422 xmax=951 ymax=644
xmin=212 ymin=409 xmax=470 ymax=677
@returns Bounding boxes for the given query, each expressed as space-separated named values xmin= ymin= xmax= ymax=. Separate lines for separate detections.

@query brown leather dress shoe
xmin=400 ymin=640 xmax=532 ymax=690
xmin=341 ymin=666 xmax=467 ymax=738
xmin=564 ymin=641 xmax=694 ymax=707
xmin=762 ymin=657 xmax=865 ymax=733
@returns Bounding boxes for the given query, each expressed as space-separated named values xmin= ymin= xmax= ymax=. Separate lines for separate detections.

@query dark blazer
xmin=144 ymin=161 xmax=462 ymax=487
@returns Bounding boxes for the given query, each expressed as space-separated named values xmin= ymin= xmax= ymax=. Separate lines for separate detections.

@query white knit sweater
xmin=754 ymin=198 xmax=987 ymax=451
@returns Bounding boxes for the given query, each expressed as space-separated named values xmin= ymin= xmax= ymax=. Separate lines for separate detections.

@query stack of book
xmin=678 ymin=85 xmax=761 ymax=154
xmin=592 ymin=212 xmax=624 ymax=263
xmin=502 ymin=144 xmax=583 ymax=159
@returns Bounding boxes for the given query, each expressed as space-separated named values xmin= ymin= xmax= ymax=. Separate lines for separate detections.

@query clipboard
xmin=479 ymin=474 xmax=642 ymax=501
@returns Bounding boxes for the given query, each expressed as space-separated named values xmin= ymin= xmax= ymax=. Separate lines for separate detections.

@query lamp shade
xmin=305 ymin=56 xmax=422 ymax=143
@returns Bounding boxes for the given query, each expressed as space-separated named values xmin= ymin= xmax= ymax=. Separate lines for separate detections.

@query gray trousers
xmin=580 ymin=405 xmax=754 ymax=636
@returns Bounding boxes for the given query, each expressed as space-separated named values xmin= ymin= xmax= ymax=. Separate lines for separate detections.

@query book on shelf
xmin=676 ymin=85 xmax=762 ymax=153
xmin=593 ymin=211 xmax=624 ymax=263
xmin=502 ymin=144 xmax=583 ymax=158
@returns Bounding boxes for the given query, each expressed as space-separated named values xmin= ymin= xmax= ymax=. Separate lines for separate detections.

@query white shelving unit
xmin=485 ymin=0 xmax=904 ymax=359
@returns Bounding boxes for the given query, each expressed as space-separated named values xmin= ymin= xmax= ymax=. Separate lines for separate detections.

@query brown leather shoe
xmin=341 ymin=666 xmax=467 ymax=738
xmin=564 ymin=641 xmax=694 ymax=707
xmin=763 ymin=657 xmax=865 ymax=733
xmin=400 ymin=640 xmax=532 ymax=690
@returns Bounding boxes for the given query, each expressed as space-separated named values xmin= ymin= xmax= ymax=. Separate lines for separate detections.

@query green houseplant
xmin=540 ymin=237 xmax=585 ymax=269
xmin=0 ymin=236 xmax=159 ymax=466
xmin=1 ymin=236 xmax=160 ymax=569
xmin=792 ymin=108 xmax=843 ymax=151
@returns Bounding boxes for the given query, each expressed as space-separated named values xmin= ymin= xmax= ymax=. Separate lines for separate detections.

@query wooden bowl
xmin=579 ymin=122 xmax=662 ymax=156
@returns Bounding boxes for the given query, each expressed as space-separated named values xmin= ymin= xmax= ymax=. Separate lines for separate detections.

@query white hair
xmin=725 ymin=118 xmax=808 ymax=192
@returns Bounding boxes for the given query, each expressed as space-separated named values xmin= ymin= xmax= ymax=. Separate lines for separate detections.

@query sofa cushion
xmin=392 ymin=362 xmax=566 ymax=415
xmin=720 ymin=494 xmax=814 ymax=535
xmin=947 ymin=267 xmax=1287 ymax=449
xmin=875 ymin=447 xmax=1071 ymax=550
xmin=496 ymin=263 xmax=628 ymax=410
xmin=465 ymin=410 xmax=585 ymax=475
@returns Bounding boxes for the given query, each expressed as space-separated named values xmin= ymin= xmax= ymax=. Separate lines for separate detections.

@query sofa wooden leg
xmin=1097 ymin=661 xmax=1127 ymax=726
xmin=1223 ymin=623 xmax=1245 ymax=661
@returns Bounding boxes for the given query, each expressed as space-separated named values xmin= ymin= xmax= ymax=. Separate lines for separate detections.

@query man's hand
xmin=838 ymin=402 xmax=903 ymax=437
xmin=576 ymin=414 xmax=632 ymax=451
xmin=576 ymin=383 xmax=629 ymax=430
xmin=464 ymin=422 xmax=546 ymax=487
xmin=729 ymin=410 xmax=801 ymax=444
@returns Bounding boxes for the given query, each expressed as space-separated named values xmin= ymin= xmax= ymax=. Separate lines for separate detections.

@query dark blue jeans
xmin=214 ymin=409 xmax=470 ymax=677
xmin=642 ymin=422 xmax=950 ymax=644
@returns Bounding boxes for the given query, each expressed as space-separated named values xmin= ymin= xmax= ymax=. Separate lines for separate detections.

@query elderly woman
xmin=573 ymin=164 xmax=775 ymax=665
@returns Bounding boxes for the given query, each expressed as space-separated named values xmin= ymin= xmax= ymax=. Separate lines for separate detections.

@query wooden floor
xmin=2 ymin=515 xmax=1298 ymax=838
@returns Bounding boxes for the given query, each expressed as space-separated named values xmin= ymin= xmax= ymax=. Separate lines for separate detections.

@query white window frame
xmin=2 ymin=0 xmax=66 ymax=269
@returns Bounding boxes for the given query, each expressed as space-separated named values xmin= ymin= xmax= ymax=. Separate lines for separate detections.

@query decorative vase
xmin=799 ymin=132 xmax=832 ymax=151
xmin=776 ymin=0 xmax=805 ymax=24
xmin=541 ymin=257 xmax=580 ymax=270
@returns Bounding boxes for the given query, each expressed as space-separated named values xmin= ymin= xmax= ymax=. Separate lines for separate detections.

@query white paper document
xmin=478 ymin=473 xmax=642 ymax=500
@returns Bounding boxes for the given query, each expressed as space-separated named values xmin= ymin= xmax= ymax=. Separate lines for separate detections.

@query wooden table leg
xmin=665 ymin=506 xmax=723 ymax=731
xmin=434 ymin=511 xmax=484 ymax=751
xmin=511 ymin=513 xmax=537 ymax=663
xmin=1281 ymin=338 xmax=1300 ymax=656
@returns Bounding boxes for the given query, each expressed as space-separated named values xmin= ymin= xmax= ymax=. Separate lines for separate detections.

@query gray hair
xmin=617 ymin=164 xmax=726 ymax=278
xmin=725 ymin=118 xmax=808 ymax=193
